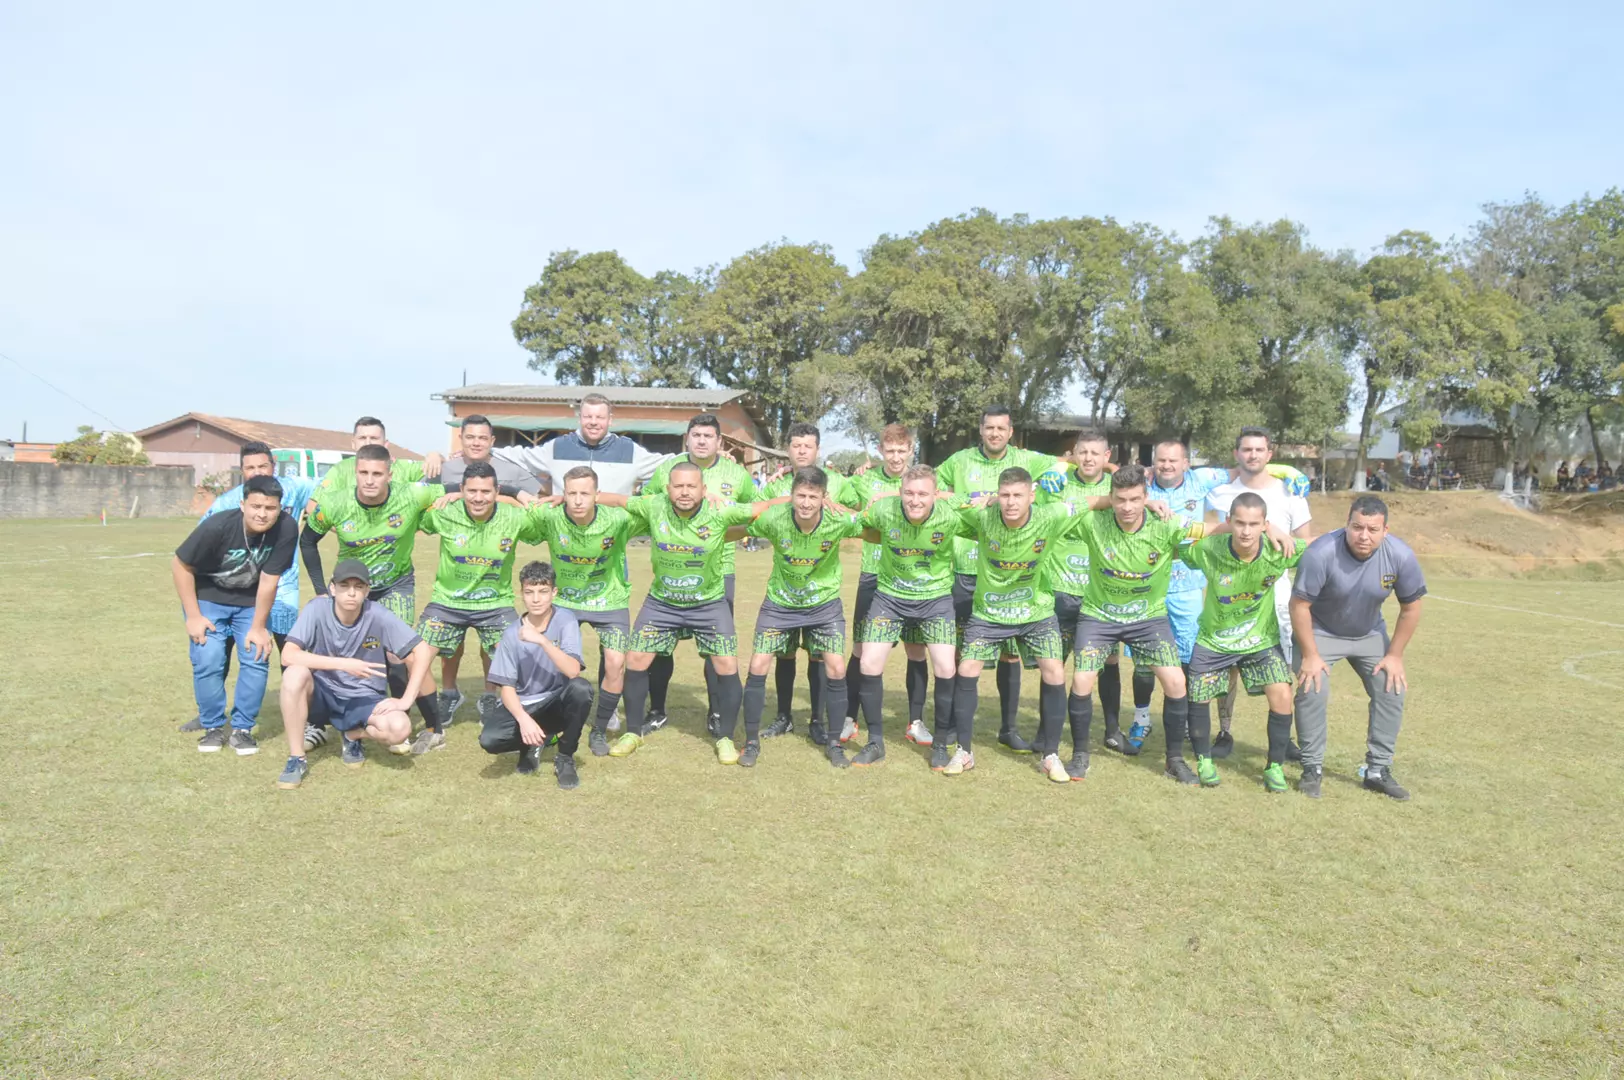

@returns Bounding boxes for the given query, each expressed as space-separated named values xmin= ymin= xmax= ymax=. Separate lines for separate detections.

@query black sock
xmin=1188 ymin=699 xmax=1212 ymax=758
xmin=648 ymin=653 xmax=672 ymax=713
xmin=906 ymin=659 xmax=928 ymax=723
xmin=416 ymin=690 xmax=445 ymax=734
xmin=1132 ymin=666 xmax=1155 ymax=710
xmin=1098 ymin=663 xmax=1122 ymax=733
xmin=996 ymin=660 xmax=1021 ymax=736
xmin=858 ymin=671 xmax=885 ymax=741
xmin=1037 ymin=680 xmax=1066 ymax=756
xmin=933 ymin=676 xmax=956 ymax=742
xmin=808 ymin=662 xmax=827 ymax=728
xmin=1163 ymin=695 xmax=1189 ymax=761
xmin=953 ymin=673 xmax=979 ymax=749
xmin=593 ymin=690 xmax=621 ymax=734
xmin=775 ymin=655 xmax=797 ymax=719
xmin=386 ymin=662 xmax=409 ymax=700
xmin=1266 ymin=710 xmax=1293 ymax=764
xmin=825 ymin=676 xmax=849 ymax=742
xmin=845 ymin=653 xmax=862 ymax=721
xmin=1068 ymin=692 xmax=1093 ymax=755
xmin=624 ymin=667 xmax=650 ymax=734
xmin=743 ymin=672 xmax=768 ymax=742
xmin=715 ymin=671 xmax=742 ymax=740
xmin=703 ymin=658 xmax=719 ymax=715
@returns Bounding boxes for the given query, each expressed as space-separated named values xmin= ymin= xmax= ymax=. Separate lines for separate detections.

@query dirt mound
xmin=1306 ymin=490 xmax=1624 ymax=578
xmin=1542 ymin=489 xmax=1624 ymax=523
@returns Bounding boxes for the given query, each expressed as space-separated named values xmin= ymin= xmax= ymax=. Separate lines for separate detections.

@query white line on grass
xmin=1430 ymin=594 xmax=1624 ymax=630
xmin=1561 ymin=651 xmax=1624 ymax=691
xmin=0 ymin=552 xmax=163 ymax=566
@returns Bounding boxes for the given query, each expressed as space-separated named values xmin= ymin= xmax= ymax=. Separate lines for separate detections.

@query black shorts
xmin=851 ymin=572 xmax=879 ymax=632
xmin=674 ymin=574 xmax=734 ymax=643
xmin=960 ymin=615 xmax=1064 ymax=663
xmin=1186 ymin=643 xmax=1291 ymax=703
xmin=632 ymin=595 xmax=738 ymax=657
xmin=309 ymin=681 xmax=387 ymax=733
xmin=752 ymin=597 xmax=846 ymax=657
xmin=566 ymin=608 xmax=632 ymax=654
xmin=1074 ymin=616 xmax=1179 ymax=673
xmin=855 ymin=591 xmax=957 ymax=646
xmin=951 ymin=573 xmax=977 ymax=629
xmin=1054 ymin=591 xmax=1083 ymax=659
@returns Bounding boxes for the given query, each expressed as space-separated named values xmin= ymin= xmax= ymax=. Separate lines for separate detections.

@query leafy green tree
xmin=628 ymin=270 xmax=704 ymax=388
xmin=512 ymin=250 xmax=648 ymax=386
xmin=53 ymin=426 xmax=150 ymax=465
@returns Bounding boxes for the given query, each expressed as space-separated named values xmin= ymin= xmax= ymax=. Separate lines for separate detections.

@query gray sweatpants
xmin=1293 ymin=629 xmax=1405 ymax=770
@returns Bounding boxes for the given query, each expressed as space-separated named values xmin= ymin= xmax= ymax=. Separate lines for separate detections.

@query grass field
xmin=3 ymin=517 xmax=1623 ymax=1078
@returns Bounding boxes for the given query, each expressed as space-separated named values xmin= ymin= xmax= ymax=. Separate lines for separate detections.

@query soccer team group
xmin=170 ymin=394 xmax=1427 ymax=799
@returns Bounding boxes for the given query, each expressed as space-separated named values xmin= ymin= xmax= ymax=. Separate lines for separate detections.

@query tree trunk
xmin=1586 ymin=405 xmax=1606 ymax=467
xmin=1351 ymin=382 xmax=1382 ymax=492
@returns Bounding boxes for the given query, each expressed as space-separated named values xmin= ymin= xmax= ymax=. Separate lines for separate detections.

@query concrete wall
xmin=0 ymin=462 xmax=197 ymax=519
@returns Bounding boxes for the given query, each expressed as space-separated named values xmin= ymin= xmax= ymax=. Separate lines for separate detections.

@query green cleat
xmin=1196 ymin=755 xmax=1220 ymax=788
xmin=715 ymin=737 xmax=740 ymax=765
xmin=608 ymin=732 xmax=644 ymax=758
xmin=1263 ymin=762 xmax=1288 ymax=794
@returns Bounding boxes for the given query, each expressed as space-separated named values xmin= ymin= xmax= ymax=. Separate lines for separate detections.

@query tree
xmin=512 ymin=250 xmax=648 ymax=385
xmin=628 ymin=270 xmax=704 ymax=388
xmin=53 ymin=426 xmax=150 ymax=465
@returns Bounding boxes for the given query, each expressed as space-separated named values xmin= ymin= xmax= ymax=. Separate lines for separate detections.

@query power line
xmin=0 ymin=350 xmax=130 ymax=433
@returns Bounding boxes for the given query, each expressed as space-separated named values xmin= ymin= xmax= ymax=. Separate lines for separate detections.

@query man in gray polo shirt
xmin=1289 ymin=495 xmax=1426 ymax=800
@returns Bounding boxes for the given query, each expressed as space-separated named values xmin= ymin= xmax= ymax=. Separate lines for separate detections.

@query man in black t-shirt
xmin=171 ymin=475 xmax=298 ymax=756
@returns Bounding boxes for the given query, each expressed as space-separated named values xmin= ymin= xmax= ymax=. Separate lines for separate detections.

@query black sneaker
xmin=851 ymin=741 xmax=886 ymax=766
xmin=704 ymin=712 xmax=723 ymax=739
xmin=827 ymin=742 xmax=850 ymax=768
xmin=179 ymin=716 xmax=204 ymax=733
xmin=1285 ymin=739 xmax=1302 ymax=763
xmin=1103 ymin=729 xmax=1141 ymax=757
xmin=644 ymin=710 xmax=670 ymax=732
xmin=762 ymin=714 xmax=794 ymax=738
xmin=554 ymin=754 xmax=580 ymax=790
xmin=929 ymin=742 xmax=951 ymax=771
xmin=517 ymin=745 xmax=541 ymax=775
xmin=228 ymin=730 xmax=259 ymax=756
xmin=197 ymin=728 xmax=229 ymax=753
xmin=588 ymin=729 xmax=611 ymax=757
xmin=808 ymin=719 xmax=828 ymax=747
xmin=1210 ymin=731 xmax=1234 ymax=759
xmin=738 ymin=740 xmax=761 ymax=768
xmin=998 ymin=730 xmax=1033 ymax=753
xmin=1299 ymin=764 xmax=1323 ymax=799
xmin=1164 ymin=757 xmax=1199 ymax=785
xmin=1362 ymin=766 xmax=1411 ymax=801
xmin=1065 ymin=751 xmax=1091 ymax=780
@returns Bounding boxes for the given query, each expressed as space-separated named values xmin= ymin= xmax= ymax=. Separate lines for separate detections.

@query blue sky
xmin=3 ymin=0 xmax=1620 ymax=456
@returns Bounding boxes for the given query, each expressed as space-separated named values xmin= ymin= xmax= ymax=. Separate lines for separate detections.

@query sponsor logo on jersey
xmin=498 ymin=537 xmax=514 ymax=553
xmin=663 ymin=574 xmax=704 ymax=589
xmin=362 ymin=636 xmax=381 ymax=650
xmin=820 ymin=540 xmax=833 ymax=552
xmin=1218 ymin=573 xmax=1234 ymax=587
xmin=888 ymin=528 xmax=902 ymax=540
xmin=656 ymin=542 xmax=703 ymax=556
xmin=1032 ymin=539 xmax=1047 ymax=554
xmin=930 ymin=531 xmax=945 ymax=545
xmin=988 ymin=557 xmax=1037 ymax=572
xmin=1218 ymin=590 xmax=1265 ymax=606
xmin=1099 ymin=566 xmax=1152 ymax=582
xmin=892 ymin=546 xmax=930 ymax=557
xmin=1260 ymin=574 xmax=1278 ymax=588
xmin=557 ymin=554 xmax=601 ymax=566
xmin=988 ymin=539 xmax=1001 ymax=553
xmin=454 ymin=534 xmax=469 ymax=547
xmin=388 ymin=513 xmax=403 ymax=528
xmin=341 ymin=520 xmax=357 ymax=533
xmin=601 ymin=536 xmax=616 ymax=549
xmin=1146 ymin=550 xmax=1160 ymax=565
xmin=1381 ymin=573 xmax=1397 ymax=590
xmin=985 ymin=587 xmax=1033 ymax=605
xmin=783 ymin=555 xmax=821 ymax=568
xmin=452 ymin=555 xmax=502 ymax=569
xmin=695 ymin=525 xmax=712 ymax=540
xmin=1066 ymin=554 xmax=1090 ymax=570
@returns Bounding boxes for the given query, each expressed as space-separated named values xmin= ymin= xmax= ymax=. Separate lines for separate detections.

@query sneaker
xmin=763 ymin=714 xmax=794 ymax=738
xmin=411 ymin=729 xmax=446 ymax=756
xmin=851 ymin=742 xmax=886 ymax=767
xmin=276 ymin=756 xmax=309 ymax=789
xmin=197 ymin=728 xmax=228 ymax=753
xmin=608 ymin=705 xmax=624 ymax=733
xmin=930 ymin=742 xmax=952 ymax=771
xmin=388 ymin=737 xmax=412 ymax=756
xmin=1065 ymin=751 xmax=1091 ymax=781
xmin=826 ymin=742 xmax=850 ymax=768
xmin=1210 ymin=730 xmax=1234 ymax=760
xmin=438 ymin=688 xmax=465 ymax=720
xmin=1362 ymin=766 xmax=1411 ymax=801
xmin=303 ymin=726 xmax=332 ymax=753
xmin=839 ymin=717 xmax=860 ymax=744
xmin=228 ymin=730 xmax=259 ymax=756
xmin=341 ymin=737 xmax=366 ymax=768
xmin=554 ymin=754 xmax=580 ymax=790
xmin=738 ymin=740 xmax=761 ymax=768
xmin=705 ymin=712 xmax=723 ymax=739
xmin=644 ymin=710 xmax=670 ymax=732
xmin=1126 ymin=721 xmax=1152 ymax=750
xmin=1299 ymin=764 xmax=1323 ymax=799
xmin=808 ymin=719 xmax=829 ymax=747
xmin=998 ymin=730 xmax=1033 ymax=753
xmin=179 ymin=716 xmax=204 ymax=733
xmin=904 ymin=719 xmax=933 ymax=746
xmin=1285 ymin=739 xmax=1302 ymax=763
xmin=608 ymin=732 xmax=643 ymax=758
xmin=1038 ymin=753 xmax=1069 ymax=783
xmin=1262 ymin=762 xmax=1288 ymax=794
xmin=715 ymin=737 xmax=740 ymax=765
xmin=476 ymin=693 xmax=501 ymax=725
xmin=1195 ymin=755 xmax=1220 ymax=787
xmin=1164 ymin=757 xmax=1198 ymax=785
xmin=1103 ymin=729 xmax=1141 ymax=757
xmin=517 ymin=745 xmax=541 ymax=774
xmin=941 ymin=747 xmax=975 ymax=776
xmin=588 ymin=729 xmax=611 ymax=757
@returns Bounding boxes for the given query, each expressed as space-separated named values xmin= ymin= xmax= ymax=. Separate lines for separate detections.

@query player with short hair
xmin=477 ymin=561 xmax=594 ymax=790
xmin=275 ymin=559 xmax=437 ymax=788
xmin=1180 ymin=492 xmax=1307 ymax=791
xmin=425 ymin=414 xmax=544 ymax=501
xmin=495 ymin=391 xmax=671 ymax=496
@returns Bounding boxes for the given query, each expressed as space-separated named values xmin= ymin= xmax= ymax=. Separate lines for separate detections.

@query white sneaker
xmin=1038 ymin=752 xmax=1069 ymax=783
xmin=839 ymin=717 xmax=860 ymax=744
xmin=608 ymin=704 xmax=624 ymax=733
xmin=303 ymin=726 xmax=332 ymax=752
xmin=388 ymin=737 xmax=412 ymax=756
xmin=941 ymin=747 xmax=975 ymax=776
xmin=904 ymin=719 xmax=933 ymax=746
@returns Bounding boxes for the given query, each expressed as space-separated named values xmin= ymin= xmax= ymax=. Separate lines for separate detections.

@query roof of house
xmin=435 ymin=383 xmax=747 ymax=407
xmin=133 ymin=412 xmax=421 ymax=459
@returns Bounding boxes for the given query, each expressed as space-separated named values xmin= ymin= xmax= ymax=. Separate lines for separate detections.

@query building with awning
xmin=430 ymin=384 xmax=782 ymax=464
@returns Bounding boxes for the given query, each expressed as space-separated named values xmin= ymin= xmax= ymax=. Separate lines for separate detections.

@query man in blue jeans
xmin=171 ymin=474 xmax=299 ymax=755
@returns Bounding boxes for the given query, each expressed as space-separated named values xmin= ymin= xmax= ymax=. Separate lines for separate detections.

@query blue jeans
xmin=189 ymin=600 xmax=270 ymax=731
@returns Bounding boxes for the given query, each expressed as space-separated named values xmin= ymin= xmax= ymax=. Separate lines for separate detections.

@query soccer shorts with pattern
xmin=416 ymin=603 xmax=519 ymax=658
xmin=960 ymin=615 xmax=1064 ymax=663
xmin=369 ymin=572 xmax=417 ymax=623
xmin=1186 ymin=643 xmax=1292 ymax=703
xmin=856 ymin=591 xmax=957 ymax=646
xmin=569 ymin=608 xmax=632 ymax=654
xmin=1074 ymin=616 xmax=1180 ymax=673
xmin=632 ymin=595 xmax=738 ymax=657
xmin=753 ymin=597 xmax=846 ymax=657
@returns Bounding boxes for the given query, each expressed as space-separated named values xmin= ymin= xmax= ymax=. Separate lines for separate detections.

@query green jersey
xmin=935 ymin=445 xmax=1068 ymax=575
xmin=748 ymin=504 xmax=864 ymax=609
xmin=316 ymin=456 xmax=424 ymax=498
xmin=1043 ymin=471 xmax=1113 ymax=596
xmin=418 ymin=501 xmax=546 ymax=611
xmin=644 ymin=453 xmax=755 ymax=576
xmin=954 ymin=502 xmax=1083 ymax=624
xmin=624 ymin=495 xmax=756 ymax=606
xmin=1183 ymin=537 xmax=1308 ymax=653
xmin=1070 ymin=510 xmax=1202 ymax=624
xmin=307 ymin=480 xmax=445 ymax=589
xmin=861 ymin=496 xmax=969 ymax=601
xmin=529 ymin=504 xmax=635 ymax=613
xmin=845 ymin=467 xmax=906 ymax=575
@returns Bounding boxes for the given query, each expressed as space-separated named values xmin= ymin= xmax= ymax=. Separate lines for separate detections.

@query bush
xmin=52 ymin=426 xmax=150 ymax=466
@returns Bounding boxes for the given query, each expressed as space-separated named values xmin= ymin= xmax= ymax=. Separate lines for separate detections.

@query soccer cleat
xmin=998 ymin=730 xmax=1033 ymax=753
xmin=1195 ymin=755 xmax=1220 ymax=787
xmin=930 ymin=742 xmax=952 ymax=771
xmin=1164 ymin=757 xmax=1198 ymax=785
xmin=609 ymin=732 xmax=643 ymax=758
xmin=197 ymin=728 xmax=228 ymax=753
xmin=1127 ymin=721 xmax=1152 ymax=750
xmin=808 ymin=719 xmax=828 ymax=747
xmin=228 ymin=730 xmax=259 ymax=756
xmin=1210 ymin=730 xmax=1235 ymax=759
xmin=941 ymin=747 xmax=976 ymax=776
xmin=1262 ymin=762 xmax=1288 ymax=794
xmin=839 ymin=717 xmax=860 ymax=744
xmin=178 ymin=716 xmax=204 ymax=733
xmin=762 ymin=714 xmax=794 ymax=738
xmin=303 ymin=726 xmax=332 ymax=752
xmin=411 ymin=729 xmax=446 ymax=756
xmin=1066 ymin=751 xmax=1091 ymax=781
xmin=276 ymin=756 xmax=309 ymax=789
xmin=1103 ymin=729 xmax=1141 ymax=757
xmin=341 ymin=737 xmax=366 ymax=769
xmin=738 ymin=740 xmax=761 ymax=768
xmin=1362 ymin=766 xmax=1411 ymax=801
xmin=826 ymin=742 xmax=850 ymax=768
xmin=588 ymin=729 xmax=610 ymax=757
xmin=1038 ymin=753 xmax=1069 ymax=783
xmin=851 ymin=742 xmax=886 ymax=767
xmin=1285 ymin=739 xmax=1302 ymax=763
xmin=1298 ymin=764 xmax=1323 ymax=799
xmin=517 ymin=745 xmax=541 ymax=774
xmin=644 ymin=710 xmax=670 ymax=732
xmin=438 ymin=688 xmax=465 ymax=720
xmin=715 ymin=737 xmax=740 ymax=765
xmin=554 ymin=754 xmax=580 ymax=790
xmin=904 ymin=719 xmax=933 ymax=746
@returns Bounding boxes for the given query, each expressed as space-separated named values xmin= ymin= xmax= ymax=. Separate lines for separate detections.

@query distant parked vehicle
xmin=272 ymin=447 xmax=349 ymax=480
